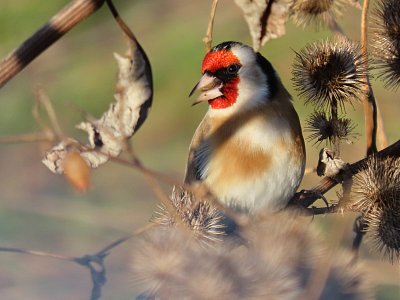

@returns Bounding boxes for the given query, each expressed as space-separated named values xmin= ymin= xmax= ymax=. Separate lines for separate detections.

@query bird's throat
xmin=208 ymin=78 xmax=239 ymax=109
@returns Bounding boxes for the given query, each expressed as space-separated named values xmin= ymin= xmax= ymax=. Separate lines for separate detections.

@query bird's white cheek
xmin=235 ymin=73 xmax=269 ymax=110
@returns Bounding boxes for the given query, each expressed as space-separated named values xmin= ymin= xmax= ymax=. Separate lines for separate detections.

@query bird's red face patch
xmin=202 ymin=50 xmax=240 ymax=73
xmin=202 ymin=50 xmax=241 ymax=109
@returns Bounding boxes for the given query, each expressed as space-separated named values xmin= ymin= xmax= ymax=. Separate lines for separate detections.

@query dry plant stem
xmin=35 ymin=87 xmax=64 ymax=138
xmin=0 ymin=247 xmax=74 ymax=261
xmin=112 ymin=146 xmax=245 ymax=228
xmin=0 ymin=233 xmax=133 ymax=300
xmin=377 ymin=107 xmax=388 ymax=148
xmin=360 ymin=0 xmax=378 ymax=155
xmin=105 ymin=0 xmax=136 ymax=41
xmin=0 ymin=132 xmax=54 ymax=144
xmin=292 ymin=139 xmax=400 ymax=208
xmin=0 ymin=0 xmax=105 ymax=89
xmin=331 ymin=98 xmax=340 ymax=155
xmin=203 ymin=0 xmax=219 ymax=52
xmin=122 ymin=145 xmax=189 ymax=230
xmin=0 ymin=88 xmax=64 ymax=144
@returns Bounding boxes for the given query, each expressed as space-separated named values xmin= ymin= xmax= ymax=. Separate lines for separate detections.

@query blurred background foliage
xmin=0 ymin=0 xmax=398 ymax=299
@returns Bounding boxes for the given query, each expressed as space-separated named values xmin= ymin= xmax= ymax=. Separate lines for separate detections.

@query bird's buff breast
xmin=201 ymin=115 xmax=304 ymax=213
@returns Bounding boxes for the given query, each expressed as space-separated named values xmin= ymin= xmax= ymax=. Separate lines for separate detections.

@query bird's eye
xmin=227 ymin=64 xmax=239 ymax=74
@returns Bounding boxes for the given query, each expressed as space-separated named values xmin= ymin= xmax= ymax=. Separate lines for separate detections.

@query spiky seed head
xmin=371 ymin=0 xmax=400 ymax=89
xmin=306 ymin=111 xmax=334 ymax=143
xmin=292 ymin=39 xmax=367 ymax=109
xmin=366 ymin=204 xmax=400 ymax=263
xmin=306 ymin=111 xmax=356 ymax=145
xmin=131 ymin=227 xmax=300 ymax=299
xmin=152 ymin=186 xmax=225 ymax=244
xmin=243 ymin=211 xmax=324 ymax=271
xmin=132 ymin=212 xmax=373 ymax=298
xmin=131 ymin=227 xmax=192 ymax=296
xmin=335 ymin=116 xmax=356 ymax=140
xmin=289 ymin=0 xmax=346 ymax=27
xmin=318 ymin=251 xmax=374 ymax=300
xmin=349 ymin=155 xmax=400 ymax=262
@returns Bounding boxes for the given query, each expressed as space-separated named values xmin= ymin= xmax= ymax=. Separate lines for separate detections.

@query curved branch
xmin=0 ymin=0 xmax=105 ymax=89
xmin=290 ymin=139 xmax=400 ymax=208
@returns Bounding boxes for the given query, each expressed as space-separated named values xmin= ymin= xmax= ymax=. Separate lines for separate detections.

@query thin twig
xmin=109 ymin=154 xmax=180 ymax=188
xmin=0 ymin=132 xmax=54 ymax=144
xmin=105 ymin=0 xmax=137 ymax=42
xmin=203 ymin=0 xmax=219 ymax=52
xmin=0 ymin=247 xmax=74 ymax=261
xmin=0 ymin=88 xmax=65 ymax=145
xmin=0 ymin=0 xmax=106 ymax=89
xmin=35 ymin=87 xmax=64 ymax=138
xmin=122 ymin=143 xmax=189 ymax=231
xmin=0 ymin=231 xmax=140 ymax=300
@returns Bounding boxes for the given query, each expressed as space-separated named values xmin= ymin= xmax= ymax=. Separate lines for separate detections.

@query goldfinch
xmin=185 ymin=41 xmax=306 ymax=214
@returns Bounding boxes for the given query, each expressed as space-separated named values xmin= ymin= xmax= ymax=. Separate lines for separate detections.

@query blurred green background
xmin=0 ymin=0 xmax=399 ymax=299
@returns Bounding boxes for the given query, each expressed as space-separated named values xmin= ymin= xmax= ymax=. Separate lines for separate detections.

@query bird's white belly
xmin=207 ymin=149 xmax=302 ymax=213
xmin=203 ymin=117 xmax=303 ymax=213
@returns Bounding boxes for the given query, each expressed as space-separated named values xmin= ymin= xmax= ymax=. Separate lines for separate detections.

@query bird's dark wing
xmin=184 ymin=115 xmax=211 ymax=184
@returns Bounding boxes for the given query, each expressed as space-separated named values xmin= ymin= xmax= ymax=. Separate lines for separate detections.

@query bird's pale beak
xmin=189 ymin=73 xmax=223 ymax=106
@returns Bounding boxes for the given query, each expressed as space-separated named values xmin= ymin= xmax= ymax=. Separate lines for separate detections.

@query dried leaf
xmin=234 ymin=0 xmax=290 ymax=51
xmin=63 ymin=151 xmax=91 ymax=192
xmin=42 ymin=36 xmax=153 ymax=174
xmin=316 ymin=148 xmax=348 ymax=177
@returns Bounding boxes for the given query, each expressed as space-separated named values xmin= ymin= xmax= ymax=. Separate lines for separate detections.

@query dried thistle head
xmin=152 ymin=186 xmax=225 ymax=243
xmin=289 ymin=0 xmax=346 ymax=27
xmin=243 ymin=211 xmax=324 ymax=270
xmin=292 ymin=39 xmax=367 ymax=109
xmin=317 ymin=251 xmax=374 ymax=300
xmin=132 ymin=225 xmax=301 ymax=300
xmin=306 ymin=111 xmax=356 ymax=144
xmin=132 ymin=212 xmax=373 ymax=298
xmin=350 ymin=155 xmax=400 ymax=262
xmin=372 ymin=0 xmax=400 ymax=89
xmin=131 ymin=227 xmax=192 ymax=297
xmin=366 ymin=203 xmax=400 ymax=263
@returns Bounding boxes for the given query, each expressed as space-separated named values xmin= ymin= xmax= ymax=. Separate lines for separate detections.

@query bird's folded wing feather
xmin=184 ymin=115 xmax=211 ymax=183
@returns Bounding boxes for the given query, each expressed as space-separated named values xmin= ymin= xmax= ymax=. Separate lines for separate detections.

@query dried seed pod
xmin=292 ymin=39 xmax=367 ymax=110
xmin=152 ymin=186 xmax=225 ymax=243
xmin=62 ymin=151 xmax=91 ymax=192
xmin=350 ymin=155 xmax=400 ymax=262
xmin=289 ymin=0 xmax=347 ymax=27
xmin=371 ymin=0 xmax=400 ymax=89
